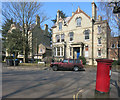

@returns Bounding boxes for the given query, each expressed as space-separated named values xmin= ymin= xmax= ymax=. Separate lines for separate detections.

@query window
xmin=98 ymin=49 xmax=101 ymax=57
xmin=98 ymin=26 xmax=101 ymax=34
xmin=76 ymin=17 xmax=81 ymax=26
xmin=60 ymin=47 xmax=63 ymax=56
xmin=57 ymin=47 xmax=60 ymax=56
xmin=61 ymin=34 xmax=64 ymax=42
xmin=85 ymin=46 xmax=88 ymax=57
xmin=59 ymin=22 xmax=62 ymax=30
xmin=112 ymin=44 xmax=115 ymax=48
xmin=84 ymin=30 xmax=90 ymax=40
xmin=98 ymin=38 xmax=101 ymax=45
xmin=63 ymin=59 xmax=68 ymax=63
xmin=117 ymin=44 xmax=120 ymax=48
xmin=40 ymin=48 xmax=42 ymax=52
xmin=54 ymin=47 xmax=63 ymax=56
xmin=69 ymin=32 xmax=73 ymax=41
xmin=69 ymin=59 xmax=74 ymax=63
xmin=75 ymin=60 xmax=80 ymax=63
xmin=56 ymin=35 xmax=60 ymax=42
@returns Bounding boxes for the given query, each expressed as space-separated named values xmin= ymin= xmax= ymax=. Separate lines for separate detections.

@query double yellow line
xmin=73 ymin=89 xmax=84 ymax=100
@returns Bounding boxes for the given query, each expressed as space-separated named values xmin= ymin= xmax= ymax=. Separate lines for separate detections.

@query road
xmin=2 ymin=67 xmax=119 ymax=99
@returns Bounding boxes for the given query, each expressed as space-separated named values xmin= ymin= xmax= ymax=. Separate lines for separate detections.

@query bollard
xmin=95 ymin=59 xmax=113 ymax=98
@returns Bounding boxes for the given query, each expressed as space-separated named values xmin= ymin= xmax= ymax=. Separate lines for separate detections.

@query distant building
xmin=52 ymin=2 xmax=111 ymax=65
xmin=5 ymin=15 xmax=52 ymax=62
xmin=109 ymin=36 xmax=120 ymax=60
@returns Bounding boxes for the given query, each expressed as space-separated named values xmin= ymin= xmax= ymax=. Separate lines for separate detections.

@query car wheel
xmin=74 ymin=66 xmax=79 ymax=71
xmin=52 ymin=65 xmax=58 ymax=71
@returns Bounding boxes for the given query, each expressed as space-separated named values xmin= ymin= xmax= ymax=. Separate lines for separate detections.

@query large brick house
xmin=51 ymin=2 xmax=111 ymax=65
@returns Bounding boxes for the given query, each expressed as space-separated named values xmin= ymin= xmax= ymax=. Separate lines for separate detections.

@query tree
xmin=51 ymin=10 xmax=67 ymax=24
xmin=2 ymin=19 xmax=13 ymax=49
xmin=97 ymin=1 xmax=119 ymax=36
xmin=2 ymin=2 xmax=48 ymax=62
xmin=6 ymin=29 xmax=23 ymax=58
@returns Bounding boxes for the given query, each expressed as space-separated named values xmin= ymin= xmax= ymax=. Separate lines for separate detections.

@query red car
xmin=50 ymin=59 xmax=85 ymax=71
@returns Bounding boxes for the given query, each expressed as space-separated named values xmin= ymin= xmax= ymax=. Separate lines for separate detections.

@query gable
xmin=68 ymin=7 xmax=91 ymax=24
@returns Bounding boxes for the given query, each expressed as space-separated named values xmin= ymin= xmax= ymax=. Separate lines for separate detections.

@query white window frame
xmin=56 ymin=35 xmax=60 ymax=42
xmin=98 ymin=49 xmax=102 ymax=57
xmin=69 ymin=32 xmax=74 ymax=42
xmin=61 ymin=34 xmax=64 ymax=42
xmin=98 ymin=37 xmax=102 ymax=45
xmin=84 ymin=30 xmax=90 ymax=40
xmin=98 ymin=25 xmax=102 ymax=34
xmin=76 ymin=17 xmax=81 ymax=27
xmin=59 ymin=22 xmax=62 ymax=30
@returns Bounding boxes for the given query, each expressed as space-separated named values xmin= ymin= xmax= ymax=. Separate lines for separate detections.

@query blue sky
xmin=0 ymin=2 xmax=97 ymax=38
xmin=41 ymin=2 xmax=97 ymax=30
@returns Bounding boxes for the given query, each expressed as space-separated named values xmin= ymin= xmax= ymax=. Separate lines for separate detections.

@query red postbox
xmin=95 ymin=59 xmax=113 ymax=93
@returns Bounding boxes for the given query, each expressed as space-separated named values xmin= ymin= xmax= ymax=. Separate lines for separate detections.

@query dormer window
xmin=76 ymin=17 xmax=81 ymax=27
xmin=59 ymin=22 xmax=62 ymax=30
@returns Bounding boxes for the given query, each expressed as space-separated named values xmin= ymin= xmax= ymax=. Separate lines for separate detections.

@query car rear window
xmin=69 ymin=59 xmax=74 ymax=63
xmin=75 ymin=60 xmax=81 ymax=63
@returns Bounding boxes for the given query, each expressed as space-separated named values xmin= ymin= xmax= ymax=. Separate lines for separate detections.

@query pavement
xmin=2 ymin=63 xmax=51 ymax=71
xmin=73 ymin=70 xmax=120 ymax=99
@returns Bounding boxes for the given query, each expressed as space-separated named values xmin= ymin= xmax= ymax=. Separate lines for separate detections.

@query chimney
xmin=36 ymin=15 xmax=40 ymax=26
xmin=57 ymin=10 xmax=60 ymax=22
xmin=92 ymin=1 xmax=97 ymax=21
xmin=98 ymin=15 xmax=102 ymax=21
xmin=72 ymin=12 xmax=75 ymax=16
xmin=44 ymin=24 xmax=48 ymax=32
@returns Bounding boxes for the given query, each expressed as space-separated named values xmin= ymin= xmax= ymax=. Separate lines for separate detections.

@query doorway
xmin=73 ymin=47 xmax=80 ymax=59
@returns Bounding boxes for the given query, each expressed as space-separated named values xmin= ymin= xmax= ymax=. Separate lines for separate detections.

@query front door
xmin=77 ymin=51 xmax=80 ymax=59
xmin=73 ymin=47 xmax=80 ymax=59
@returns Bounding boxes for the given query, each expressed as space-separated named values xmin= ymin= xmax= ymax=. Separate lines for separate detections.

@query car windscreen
xmin=75 ymin=60 xmax=81 ymax=63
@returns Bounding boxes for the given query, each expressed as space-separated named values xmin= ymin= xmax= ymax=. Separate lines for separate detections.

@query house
xmin=5 ymin=15 xmax=52 ymax=62
xmin=51 ymin=2 xmax=111 ymax=65
xmin=109 ymin=36 xmax=120 ymax=60
xmin=29 ymin=15 xmax=52 ymax=61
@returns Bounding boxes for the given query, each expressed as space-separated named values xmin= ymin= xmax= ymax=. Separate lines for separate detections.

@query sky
xmin=41 ymin=2 xmax=95 ymax=29
xmin=0 ymin=1 xmax=97 ymax=38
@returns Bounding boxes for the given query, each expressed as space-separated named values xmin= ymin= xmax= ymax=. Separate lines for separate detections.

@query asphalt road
xmin=2 ymin=67 xmax=119 ymax=99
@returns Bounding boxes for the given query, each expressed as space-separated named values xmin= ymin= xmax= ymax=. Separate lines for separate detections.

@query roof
xmin=68 ymin=7 xmax=90 ymax=24
xmin=52 ymin=7 xmax=91 ymax=28
xmin=32 ymin=25 xmax=51 ymax=48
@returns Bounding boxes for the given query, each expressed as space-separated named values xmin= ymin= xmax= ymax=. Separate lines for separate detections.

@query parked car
xmin=50 ymin=59 xmax=85 ymax=71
